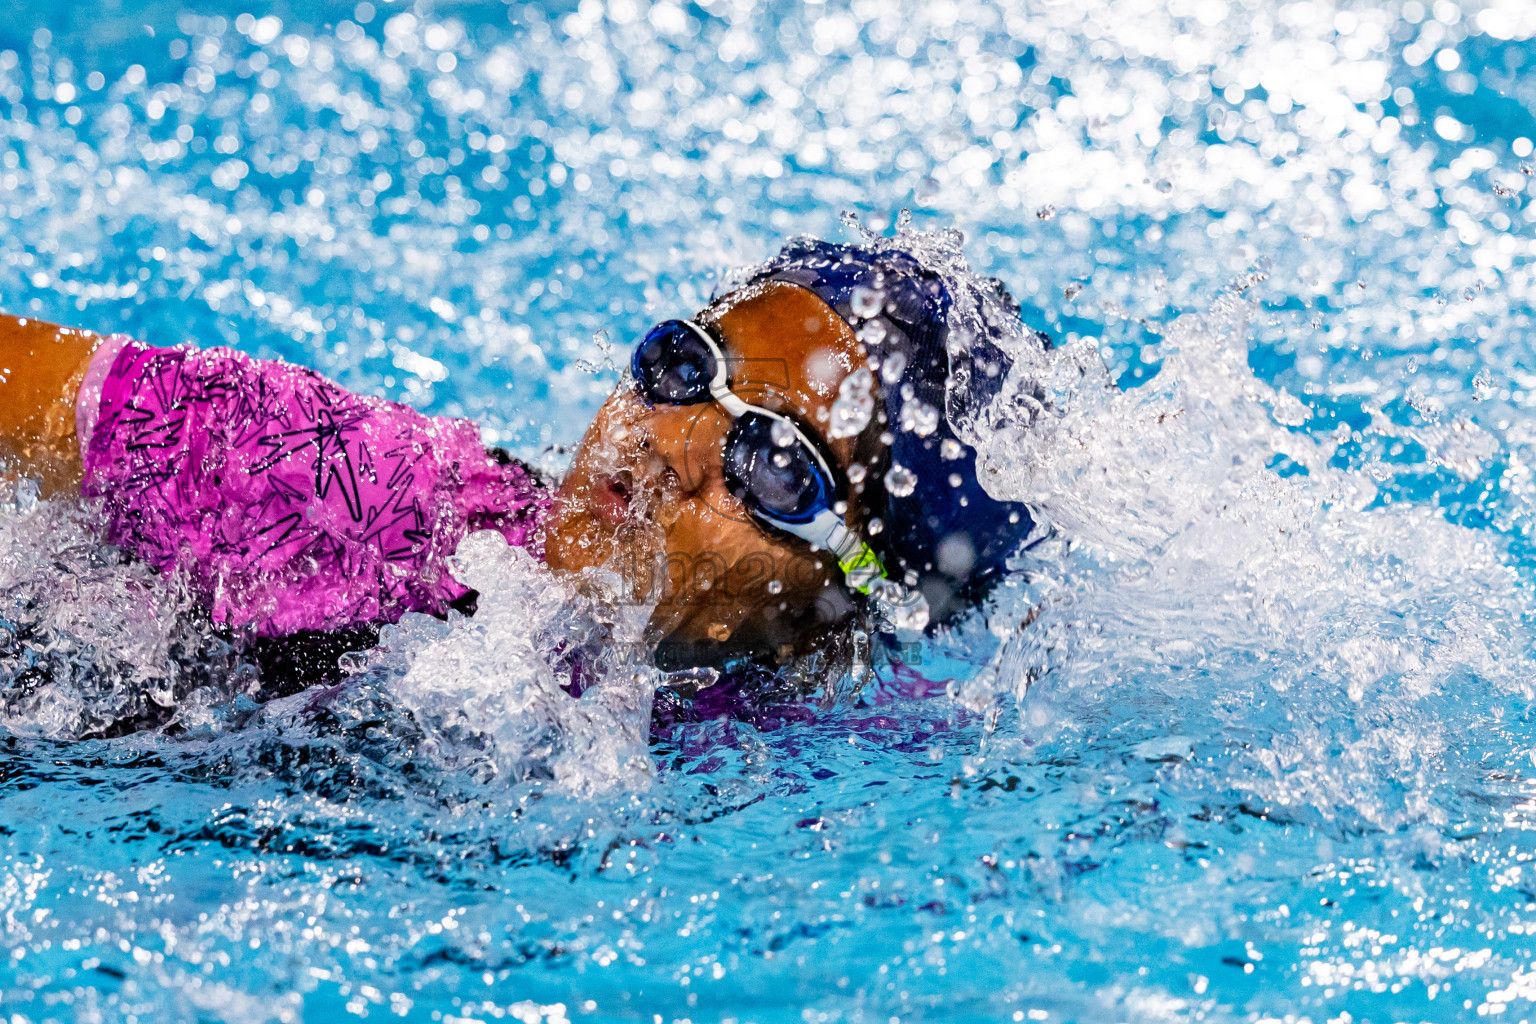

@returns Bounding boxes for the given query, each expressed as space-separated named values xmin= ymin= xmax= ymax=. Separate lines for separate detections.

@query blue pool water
xmin=3 ymin=0 xmax=1536 ymax=1021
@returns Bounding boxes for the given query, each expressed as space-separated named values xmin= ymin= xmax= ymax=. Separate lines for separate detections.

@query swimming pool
xmin=3 ymin=0 xmax=1536 ymax=1021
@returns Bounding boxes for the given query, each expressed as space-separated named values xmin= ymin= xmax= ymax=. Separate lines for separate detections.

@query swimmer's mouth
xmin=592 ymin=468 xmax=636 ymax=527
xmin=590 ymin=462 xmax=683 ymax=531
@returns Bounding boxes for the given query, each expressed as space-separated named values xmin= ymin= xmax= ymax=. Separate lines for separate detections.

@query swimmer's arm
xmin=0 ymin=314 xmax=104 ymax=498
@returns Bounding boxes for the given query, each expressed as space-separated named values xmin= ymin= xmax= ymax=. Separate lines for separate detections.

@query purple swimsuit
xmin=77 ymin=338 xmax=549 ymax=637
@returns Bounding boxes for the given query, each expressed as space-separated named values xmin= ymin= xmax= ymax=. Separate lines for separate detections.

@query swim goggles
xmin=631 ymin=319 xmax=886 ymax=595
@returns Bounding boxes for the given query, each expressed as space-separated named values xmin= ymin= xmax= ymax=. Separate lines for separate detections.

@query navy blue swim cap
xmin=743 ymin=237 xmax=1046 ymax=619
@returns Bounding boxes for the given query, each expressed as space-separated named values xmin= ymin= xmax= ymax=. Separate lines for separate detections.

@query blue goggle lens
xmin=632 ymin=320 xmax=716 ymax=404
xmin=724 ymin=412 xmax=829 ymax=524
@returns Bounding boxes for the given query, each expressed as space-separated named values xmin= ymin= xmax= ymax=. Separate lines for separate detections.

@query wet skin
xmin=0 ymin=315 xmax=103 ymax=497
xmin=544 ymin=282 xmax=880 ymax=662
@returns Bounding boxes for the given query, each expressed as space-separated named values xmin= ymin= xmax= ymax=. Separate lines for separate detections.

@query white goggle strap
xmin=679 ymin=320 xmax=740 ymax=411
xmin=712 ymin=385 xmax=751 ymax=418
xmin=781 ymin=509 xmax=887 ymax=596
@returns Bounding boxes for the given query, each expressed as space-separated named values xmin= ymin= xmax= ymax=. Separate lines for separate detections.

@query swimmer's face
xmin=545 ymin=282 xmax=877 ymax=666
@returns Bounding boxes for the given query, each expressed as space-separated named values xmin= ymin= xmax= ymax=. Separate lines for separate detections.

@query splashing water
xmin=899 ymin=395 xmax=940 ymax=437
xmin=0 ymin=494 xmax=243 ymax=739
xmin=848 ymin=284 xmax=885 ymax=319
xmin=827 ymin=364 xmax=876 ymax=439
xmin=356 ymin=531 xmax=659 ymax=795
xmin=968 ymin=288 xmax=1533 ymax=834
xmin=882 ymin=461 xmax=918 ymax=497
xmin=868 ymin=575 xmax=932 ymax=634
xmin=3 ymin=0 xmax=1536 ymax=1021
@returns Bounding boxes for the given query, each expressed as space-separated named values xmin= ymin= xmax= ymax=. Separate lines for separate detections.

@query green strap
xmin=838 ymin=542 xmax=886 ymax=596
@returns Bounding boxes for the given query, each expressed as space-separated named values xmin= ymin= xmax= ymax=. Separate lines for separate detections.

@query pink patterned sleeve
xmin=79 ymin=341 xmax=550 ymax=637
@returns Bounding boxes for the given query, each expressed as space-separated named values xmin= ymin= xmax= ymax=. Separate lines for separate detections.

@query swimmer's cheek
xmin=644 ymin=504 xmax=840 ymax=655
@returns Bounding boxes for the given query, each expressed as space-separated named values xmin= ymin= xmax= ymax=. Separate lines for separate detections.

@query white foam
xmin=961 ymin=283 xmax=1533 ymax=830
xmin=354 ymin=531 xmax=660 ymax=795
xmin=0 ymin=496 xmax=229 ymax=739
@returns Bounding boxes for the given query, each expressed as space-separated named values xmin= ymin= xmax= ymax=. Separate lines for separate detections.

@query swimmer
xmin=0 ymin=237 xmax=1044 ymax=692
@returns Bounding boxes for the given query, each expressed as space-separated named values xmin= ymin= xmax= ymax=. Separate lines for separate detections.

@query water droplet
xmin=867 ymin=516 xmax=884 ymax=535
xmin=935 ymin=533 xmax=975 ymax=577
xmin=856 ymin=320 xmax=888 ymax=347
xmin=772 ymin=450 xmax=791 ymax=468
xmin=880 ymin=350 xmax=908 ymax=385
xmin=846 ymin=463 xmax=867 ymax=484
xmin=884 ymin=463 xmax=917 ymax=497
xmin=828 ymin=367 xmax=875 ymax=439
xmin=1063 ymin=282 xmax=1083 ymax=300
xmin=1492 ymin=182 xmax=1517 ymax=198
xmin=770 ymin=419 xmax=797 ymax=447
xmin=1155 ymin=178 xmax=1173 ymax=193
xmin=900 ymin=397 xmax=939 ymax=437
xmin=941 ymin=438 xmax=964 ymax=460
xmin=870 ymin=577 xmax=929 ymax=631
xmin=1473 ymin=369 xmax=1495 ymax=401
xmin=1035 ymin=204 xmax=1056 ymax=220
xmin=767 ymin=579 xmax=783 ymax=595
xmin=949 ymin=473 xmax=963 ymax=488
xmin=849 ymin=285 xmax=884 ymax=319
xmin=708 ymin=622 xmax=731 ymax=641
xmin=1521 ymin=162 xmax=1534 ymax=176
